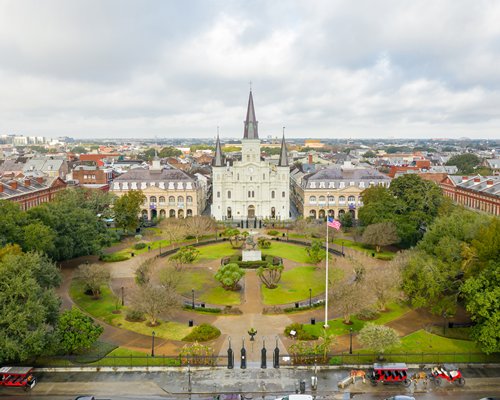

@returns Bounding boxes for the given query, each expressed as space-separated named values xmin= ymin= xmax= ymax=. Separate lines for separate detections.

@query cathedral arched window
xmin=217 ymin=191 xmax=220 ymax=198
xmin=271 ymin=191 xmax=275 ymax=199
xmin=227 ymin=191 xmax=231 ymax=199
xmin=282 ymin=191 xmax=285 ymax=198
xmin=252 ymin=191 xmax=255 ymax=197
xmin=186 ymin=196 xmax=193 ymax=203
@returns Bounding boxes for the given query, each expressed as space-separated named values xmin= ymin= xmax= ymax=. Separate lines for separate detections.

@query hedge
xmin=182 ymin=323 xmax=221 ymax=342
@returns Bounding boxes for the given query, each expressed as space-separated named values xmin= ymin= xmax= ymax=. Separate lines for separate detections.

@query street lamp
xmin=341 ymin=240 xmax=344 ymax=256
xmin=151 ymin=331 xmax=156 ymax=357
xmin=443 ymin=311 xmax=448 ymax=335
xmin=121 ymin=286 xmax=124 ymax=306
xmin=309 ymin=288 xmax=312 ymax=308
xmin=349 ymin=328 xmax=353 ymax=354
xmin=191 ymin=289 xmax=195 ymax=309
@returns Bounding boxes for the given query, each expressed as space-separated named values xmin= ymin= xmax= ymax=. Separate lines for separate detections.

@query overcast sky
xmin=0 ymin=0 xmax=499 ymax=140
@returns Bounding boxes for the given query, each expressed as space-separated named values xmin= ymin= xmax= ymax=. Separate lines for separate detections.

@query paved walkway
xmin=58 ymin=235 xmax=464 ymax=358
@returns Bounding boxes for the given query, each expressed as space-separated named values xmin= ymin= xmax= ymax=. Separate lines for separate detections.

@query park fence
xmin=32 ymin=351 xmax=500 ymax=369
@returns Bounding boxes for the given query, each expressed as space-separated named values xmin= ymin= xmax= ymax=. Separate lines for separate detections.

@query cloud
xmin=0 ymin=0 xmax=498 ymax=139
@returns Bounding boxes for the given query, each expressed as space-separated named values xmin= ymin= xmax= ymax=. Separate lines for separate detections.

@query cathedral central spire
xmin=243 ymin=90 xmax=259 ymax=139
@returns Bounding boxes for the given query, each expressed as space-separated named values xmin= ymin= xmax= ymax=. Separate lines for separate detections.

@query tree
xmin=330 ymin=273 xmax=372 ymax=324
xmin=258 ymin=237 xmax=271 ymax=249
xmin=358 ymin=323 xmax=400 ymax=358
xmin=362 ymin=222 xmax=400 ymax=252
xmin=224 ymin=228 xmax=244 ymax=248
xmin=56 ymin=308 xmax=103 ymax=354
xmin=23 ymin=221 xmax=56 ymax=254
xmin=169 ymin=246 xmax=199 ymax=270
xmin=306 ymin=239 xmax=325 ymax=264
xmin=135 ymin=258 xmax=154 ymax=286
xmin=0 ymin=251 xmax=60 ymax=362
xmin=77 ymin=263 xmax=111 ymax=298
xmin=0 ymin=200 xmax=26 ymax=247
xmin=71 ymin=145 xmax=87 ymax=154
xmin=365 ymin=259 xmax=402 ymax=311
xmin=446 ymin=153 xmax=481 ymax=174
xmin=159 ymin=146 xmax=182 ymax=158
xmin=215 ymin=263 xmax=245 ymax=291
xmin=257 ymin=263 xmax=284 ymax=289
xmin=185 ymin=216 xmax=215 ymax=243
xmin=113 ymin=190 xmax=146 ymax=234
xmin=130 ymin=283 xmax=179 ymax=326
xmin=461 ymin=261 xmax=500 ymax=354
xmin=363 ymin=150 xmax=377 ymax=158
xmin=339 ymin=212 xmax=353 ymax=228
xmin=160 ymin=219 xmax=187 ymax=249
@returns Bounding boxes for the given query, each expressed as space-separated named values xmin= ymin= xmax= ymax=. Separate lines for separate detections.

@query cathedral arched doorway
xmin=271 ymin=207 xmax=276 ymax=218
xmin=169 ymin=209 xmax=176 ymax=218
xmin=309 ymin=210 xmax=316 ymax=219
xmin=349 ymin=209 xmax=356 ymax=219
xmin=178 ymin=209 xmax=184 ymax=218
xmin=227 ymin=207 xmax=232 ymax=219
xmin=247 ymin=205 xmax=255 ymax=218
xmin=159 ymin=209 xmax=166 ymax=219
xmin=319 ymin=209 xmax=326 ymax=219
xmin=151 ymin=209 xmax=157 ymax=220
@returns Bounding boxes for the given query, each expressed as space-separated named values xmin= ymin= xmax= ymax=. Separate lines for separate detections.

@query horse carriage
xmin=368 ymin=363 xmax=411 ymax=387
xmin=0 ymin=366 xmax=37 ymax=390
xmin=429 ymin=365 xmax=465 ymax=386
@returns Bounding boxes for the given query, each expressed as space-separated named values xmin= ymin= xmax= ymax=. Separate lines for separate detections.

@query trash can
xmin=131 ymin=252 xmax=135 ymax=257
xmin=188 ymin=320 xmax=194 ymax=327
xmin=300 ymin=380 xmax=306 ymax=394
xmin=201 ymin=303 xmax=205 ymax=308
xmin=295 ymin=302 xmax=299 ymax=308
xmin=311 ymin=318 xmax=316 ymax=325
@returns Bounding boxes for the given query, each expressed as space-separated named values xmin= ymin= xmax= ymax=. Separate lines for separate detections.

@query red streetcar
xmin=0 ymin=366 xmax=37 ymax=390
xmin=369 ymin=363 xmax=411 ymax=387
xmin=430 ymin=365 xmax=465 ymax=386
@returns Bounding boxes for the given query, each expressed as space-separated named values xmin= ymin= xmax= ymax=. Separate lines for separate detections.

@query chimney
xmin=462 ymin=176 xmax=468 ymax=182
xmin=486 ymin=180 xmax=494 ymax=187
xmin=308 ymin=154 xmax=313 ymax=164
xmin=36 ymin=177 xmax=44 ymax=184
xmin=9 ymin=181 xmax=18 ymax=190
xmin=24 ymin=179 xmax=31 ymax=187
xmin=474 ymin=177 xmax=481 ymax=183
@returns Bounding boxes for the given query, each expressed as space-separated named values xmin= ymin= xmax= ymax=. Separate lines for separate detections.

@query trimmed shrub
xmin=185 ymin=235 xmax=196 ymax=240
xmin=100 ymin=253 xmax=130 ymax=262
xmin=357 ymin=308 xmax=380 ymax=321
xmin=376 ymin=254 xmax=393 ymax=261
xmin=284 ymin=323 xmax=318 ymax=340
xmin=182 ymin=306 xmax=221 ymax=314
xmin=134 ymin=234 xmax=143 ymax=241
xmin=182 ymin=323 xmax=221 ymax=342
xmin=134 ymin=242 xmax=147 ymax=250
xmin=125 ymin=309 xmax=145 ymax=322
xmin=267 ymin=230 xmax=280 ymax=236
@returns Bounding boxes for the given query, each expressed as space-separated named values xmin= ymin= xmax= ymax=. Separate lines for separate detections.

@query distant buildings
xmin=441 ymin=175 xmax=500 ymax=216
xmin=291 ymin=162 xmax=390 ymax=220
xmin=111 ymin=158 xmax=207 ymax=220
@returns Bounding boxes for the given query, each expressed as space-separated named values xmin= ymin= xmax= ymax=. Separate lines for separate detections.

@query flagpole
xmin=324 ymin=200 xmax=329 ymax=328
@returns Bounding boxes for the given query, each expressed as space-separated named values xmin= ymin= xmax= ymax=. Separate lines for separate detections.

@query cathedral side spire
xmin=278 ymin=127 xmax=289 ymax=167
xmin=243 ymin=90 xmax=259 ymax=139
xmin=213 ymin=129 xmax=224 ymax=167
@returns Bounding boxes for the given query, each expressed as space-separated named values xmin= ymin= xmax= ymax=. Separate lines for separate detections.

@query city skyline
xmin=0 ymin=0 xmax=499 ymax=139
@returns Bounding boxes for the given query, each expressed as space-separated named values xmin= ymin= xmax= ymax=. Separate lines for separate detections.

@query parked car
xmin=274 ymin=396 xmax=313 ymax=400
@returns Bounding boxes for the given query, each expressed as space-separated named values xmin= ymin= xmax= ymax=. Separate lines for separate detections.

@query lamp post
xmin=443 ymin=311 xmax=448 ymax=335
xmin=309 ymin=288 xmax=312 ymax=308
xmin=121 ymin=286 xmax=124 ymax=306
xmin=341 ymin=240 xmax=344 ymax=256
xmin=191 ymin=289 xmax=195 ymax=309
xmin=151 ymin=331 xmax=156 ymax=357
xmin=349 ymin=328 xmax=353 ymax=354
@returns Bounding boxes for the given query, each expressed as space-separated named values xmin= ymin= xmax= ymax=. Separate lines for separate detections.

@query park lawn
xmin=396 ymin=329 xmax=480 ymax=353
xmin=332 ymin=238 xmax=395 ymax=260
xmin=195 ymin=242 xmax=238 ymax=262
xmin=176 ymin=268 xmax=241 ymax=305
xmin=288 ymin=233 xmax=306 ymax=239
xmin=262 ymin=265 xmax=342 ymax=305
xmin=303 ymin=301 xmax=410 ymax=337
xmin=90 ymin=347 xmax=181 ymax=366
xmin=70 ymin=280 xmax=192 ymax=341
xmin=261 ymin=241 xmax=315 ymax=264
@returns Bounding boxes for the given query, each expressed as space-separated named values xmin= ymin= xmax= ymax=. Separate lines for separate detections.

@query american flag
xmin=327 ymin=217 xmax=341 ymax=231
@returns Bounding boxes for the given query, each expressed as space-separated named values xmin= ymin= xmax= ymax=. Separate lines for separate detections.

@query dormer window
xmin=310 ymin=182 xmax=316 ymax=188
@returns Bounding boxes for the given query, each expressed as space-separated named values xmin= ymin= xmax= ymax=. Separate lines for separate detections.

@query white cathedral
xmin=211 ymin=91 xmax=290 ymax=221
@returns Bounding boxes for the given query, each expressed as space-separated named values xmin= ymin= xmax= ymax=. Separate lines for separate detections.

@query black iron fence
xmin=32 ymin=351 xmax=500 ymax=369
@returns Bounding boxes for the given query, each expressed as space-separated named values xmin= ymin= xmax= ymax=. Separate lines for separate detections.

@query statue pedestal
xmin=242 ymin=250 xmax=262 ymax=262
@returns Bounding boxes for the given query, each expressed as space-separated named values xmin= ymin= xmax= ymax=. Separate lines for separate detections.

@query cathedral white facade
xmin=211 ymin=91 xmax=290 ymax=221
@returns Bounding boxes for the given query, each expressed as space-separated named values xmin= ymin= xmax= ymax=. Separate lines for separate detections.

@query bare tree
xmin=362 ymin=222 xmax=400 ymax=252
xmin=160 ymin=219 xmax=187 ymax=249
xmin=130 ymin=283 xmax=180 ymax=326
xmin=155 ymin=263 xmax=184 ymax=291
xmin=135 ymin=258 xmax=154 ymax=286
xmin=365 ymin=260 xmax=402 ymax=311
xmin=330 ymin=277 xmax=370 ymax=324
xmin=185 ymin=216 xmax=216 ymax=243
xmin=77 ymin=263 xmax=110 ymax=298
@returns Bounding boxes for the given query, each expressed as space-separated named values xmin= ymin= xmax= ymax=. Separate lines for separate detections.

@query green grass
xmin=176 ymin=268 xmax=241 ymax=305
xmin=90 ymin=347 xmax=181 ymax=366
xmin=332 ymin=238 xmax=395 ymax=260
xmin=303 ymin=302 xmax=410 ymax=337
xmin=70 ymin=280 xmax=192 ymax=340
xmin=195 ymin=242 xmax=238 ymax=262
xmin=262 ymin=265 xmax=342 ymax=305
xmin=261 ymin=241 xmax=315 ymax=264
xmin=426 ymin=326 xmax=472 ymax=341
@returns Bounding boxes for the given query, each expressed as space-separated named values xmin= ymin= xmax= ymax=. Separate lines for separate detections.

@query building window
xmin=169 ymin=196 xmax=175 ymax=204
xmin=177 ymin=196 xmax=184 ymax=204
xmin=319 ymin=195 xmax=325 ymax=204
xmin=252 ymin=191 xmax=255 ymax=197
xmin=310 ymin=196 xmax=317 ymax=204
xmin=271 ymin=191 xmax=275 ymax=199
xmin=217 ymin=191 xmax=220 ymax=198
xmin=159 ymin=196 xmax=165 ymax=203
xmin=227 ymin=191 xmax=231 ymax=199
xmin=150 ymin=196 xmax=157 ymax=203
xmin=339 ymin=196 xmax=346 ymax=204
xmin=348 ymin=195 xmax=355 ymax=203
xmin=328 ymin=195 xmax=334 ymax=204
xmin=186 ymin=196 xmax=193 ymax=203
xmin=282 ymin=191 xmax=285 ymax=198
